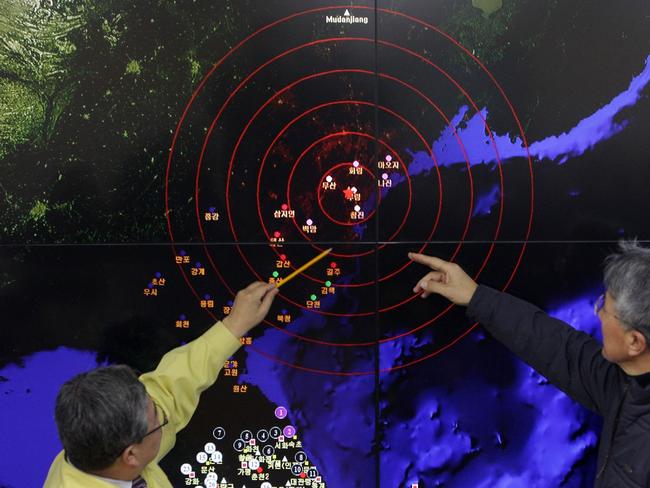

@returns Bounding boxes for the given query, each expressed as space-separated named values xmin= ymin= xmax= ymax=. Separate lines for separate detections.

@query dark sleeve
xmin=467 ymin=285 xmax=620 ymax=415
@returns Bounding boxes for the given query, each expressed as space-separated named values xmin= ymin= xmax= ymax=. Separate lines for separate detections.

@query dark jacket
xmin=467 ymin=285 xmax=650 ymax=488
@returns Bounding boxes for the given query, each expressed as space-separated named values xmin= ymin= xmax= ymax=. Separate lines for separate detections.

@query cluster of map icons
xmin=178 ymin=407 xmax=324 ymax=487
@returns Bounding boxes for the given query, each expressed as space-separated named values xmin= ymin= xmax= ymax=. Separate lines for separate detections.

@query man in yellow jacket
xmin=44 ymin=281 xmax=278 ymax=488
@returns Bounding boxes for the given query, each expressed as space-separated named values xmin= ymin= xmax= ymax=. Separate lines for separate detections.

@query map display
xmin=1 ymin=1 xmax=650 ymax=486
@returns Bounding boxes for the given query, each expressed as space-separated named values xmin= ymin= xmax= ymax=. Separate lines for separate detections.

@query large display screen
xmin=1 ymin=1 xmax=650 ymax=486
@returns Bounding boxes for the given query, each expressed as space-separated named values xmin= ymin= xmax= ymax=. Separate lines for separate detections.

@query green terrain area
xmin=0 ymin=0 xmax=242 ymax=243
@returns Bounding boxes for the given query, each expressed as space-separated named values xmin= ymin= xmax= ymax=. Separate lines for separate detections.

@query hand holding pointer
xmin=223 ymin=282 xmax=279 ymax=338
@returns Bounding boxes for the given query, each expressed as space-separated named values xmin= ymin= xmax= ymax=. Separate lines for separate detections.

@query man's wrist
xmin=463 ymin=282 xmax=479 ymax=306
xmin=222 ymin=316 xmax=248 ymax=338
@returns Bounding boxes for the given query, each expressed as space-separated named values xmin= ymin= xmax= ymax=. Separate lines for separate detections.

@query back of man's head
xmin=604 ymin=240 xmax=650 ymax=343
xmin=55 ymin=364 xmax=149 ymax=472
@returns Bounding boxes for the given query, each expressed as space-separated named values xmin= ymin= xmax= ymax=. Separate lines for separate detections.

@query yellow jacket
xmin=43 ymin=322 xmax=241 ymax=487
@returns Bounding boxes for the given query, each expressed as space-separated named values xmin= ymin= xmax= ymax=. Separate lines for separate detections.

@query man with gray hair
xmin=44 ymin=281 xmax=278 ymax=488
xmin=409 ymin=241 xmax=650 ymax=487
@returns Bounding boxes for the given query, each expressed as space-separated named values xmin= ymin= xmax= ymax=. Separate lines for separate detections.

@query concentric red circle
xmin=164 ymin=6 xmax=534 ymax=375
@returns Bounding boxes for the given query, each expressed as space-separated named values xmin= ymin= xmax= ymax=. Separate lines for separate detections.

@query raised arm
xmin=140 ymin=282 xmax=278 ymax=461
xmin=408 ymin=253 xmax=620 ymax=415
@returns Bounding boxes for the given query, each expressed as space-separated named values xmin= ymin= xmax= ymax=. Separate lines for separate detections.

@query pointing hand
xmin=408 ymin=253 xmax=478 ymax=306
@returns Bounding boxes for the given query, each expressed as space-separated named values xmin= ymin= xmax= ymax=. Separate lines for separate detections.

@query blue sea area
xmin=0 ymin=349 xmax=98 ymax=488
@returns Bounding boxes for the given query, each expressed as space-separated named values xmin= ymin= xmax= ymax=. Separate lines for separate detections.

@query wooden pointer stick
xmin=276 ymin=248 xmax=332 ymax=288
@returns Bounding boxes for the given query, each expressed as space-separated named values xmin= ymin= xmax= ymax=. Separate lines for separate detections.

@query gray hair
xmin=54 ymin=365 xmax=149 ymax=472
xmin=604 ymin=240 xmax=650 ymax=342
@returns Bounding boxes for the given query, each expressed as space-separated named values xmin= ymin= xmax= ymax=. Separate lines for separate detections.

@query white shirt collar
xmin=92 ymin=473 xmax=135 ymax=488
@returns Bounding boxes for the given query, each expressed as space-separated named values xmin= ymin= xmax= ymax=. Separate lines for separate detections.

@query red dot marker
xmin=280 ymin=254 xmax=287 ymax=261
xmin=257 ymin=467 xmax=263 ymax=474
xmin=330 ymin=262 xmax=337 ymax=269
xmin=300 ymin=472 xmax=307 ymax=478
xmin=281 ymin=204 xmax=288 ymax=210
xmin=274 ymin=231 xmax=281 ymax=238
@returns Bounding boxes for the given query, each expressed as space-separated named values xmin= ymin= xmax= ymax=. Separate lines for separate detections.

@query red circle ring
xmin=165 ymin=7 xmax=534 ymax=374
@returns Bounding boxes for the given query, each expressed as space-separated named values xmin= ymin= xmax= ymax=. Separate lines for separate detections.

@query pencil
xmin=276 ymin=248 xmax=333 ymax=288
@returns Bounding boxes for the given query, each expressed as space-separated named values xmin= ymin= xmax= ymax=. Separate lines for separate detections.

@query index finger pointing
xmin=408 ymin=253 xmax=453 ymax=271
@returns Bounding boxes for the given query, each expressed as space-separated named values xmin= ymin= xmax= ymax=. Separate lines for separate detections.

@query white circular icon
xmin=211 ymin=451 xmax=223 ymax=463
xmin=196 ymin=451 xmax=208 ymax=463
xmin=180 ymin=463 xmax=192 ymax=475
xmin=249 ymin=459 xmax=260 ymax=470
xmin=204 ymin=442 xmax=216 ymax=453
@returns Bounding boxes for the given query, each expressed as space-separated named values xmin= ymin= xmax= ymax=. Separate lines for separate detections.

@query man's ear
xmin=627 ymin=329 xmax=648 ymax=356
xmin=119 ymin=443 xmax=141 ymax=468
